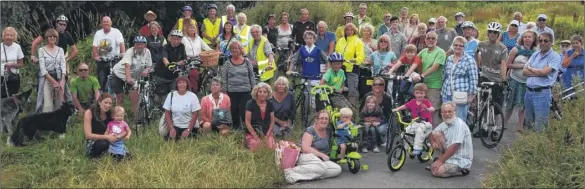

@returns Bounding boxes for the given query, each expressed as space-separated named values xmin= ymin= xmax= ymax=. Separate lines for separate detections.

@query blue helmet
xmin=328 ymin=52 xmax=344 ymax=62
xmin=183 ymin=6 xmax=192 ymax=11
xmin=134 ymin=36 xmax=147 ymax=43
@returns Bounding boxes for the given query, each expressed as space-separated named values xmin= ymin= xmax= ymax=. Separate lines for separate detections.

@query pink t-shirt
xmin=200 ymin=93 xmax=231 ymax=122
xmin=404 ymin=99 xmax=432 ymax=123
xmin=107 ymin=120 xmax=129 ymax=137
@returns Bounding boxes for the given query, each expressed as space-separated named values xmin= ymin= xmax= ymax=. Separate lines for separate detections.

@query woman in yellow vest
xmin=201 ymin=4 xmax=222 ymax=49
xmin=173 ymin=6 xmax=197 ymax=31
xmin=234 ymin=12 xmax=251 ymax=48
xmin=335 ymin=23 xmax=364 ymax=107
xmin=245 ymin=25 xmax=275 ymax=82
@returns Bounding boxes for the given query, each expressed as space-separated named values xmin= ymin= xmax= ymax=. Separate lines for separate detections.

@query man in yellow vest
xmin=221 ymin=4 xmax=237 ymax=28
xmin=201 ymin=4 xmax=222 ymax=49
xmin=172 ymin=6 xmax=197 ymax=31
xmin=246 ymin=25 xmax=275 ymax=82
xmin=234 ymin=13 xmax=251 ymax=48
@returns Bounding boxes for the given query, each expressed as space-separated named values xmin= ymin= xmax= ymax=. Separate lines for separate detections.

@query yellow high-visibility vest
xmin=177 ymin=18 xmax=197 ymax=31
xmin=202 ymin=18 xmax=221 ymax=45
xmin=235 ymin=25 xmax=250 ymax=47
xmin=247 ymin=37 xmax=274 ymax=81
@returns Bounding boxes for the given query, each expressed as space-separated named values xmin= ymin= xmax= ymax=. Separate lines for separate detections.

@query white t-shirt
xmin=163 ymin=91 xmax=201 ymax=129
xmin=92 ymin=28 xmax=125 ymax=58
xmin=182 ymin=36 xmax=212 ymax=58
xmin=113 ymin=47 xmax=152 ymax=81
xmin=0 ymin=42 xmax=24 ymax=76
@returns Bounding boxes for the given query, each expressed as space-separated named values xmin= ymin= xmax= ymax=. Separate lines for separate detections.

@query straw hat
xmin=144 ymin=10 xmax=157 ymax=20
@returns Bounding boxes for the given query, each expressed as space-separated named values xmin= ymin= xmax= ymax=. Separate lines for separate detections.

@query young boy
xmin=392 ymin=83 xmax=434 ymax=155
xmin=336 ymin=107 xmax=354 ymax=163
xmin=388 ymin=44 xmax=422 ymax=81
xmin=317 ymin=52 xmax=347 ymax=112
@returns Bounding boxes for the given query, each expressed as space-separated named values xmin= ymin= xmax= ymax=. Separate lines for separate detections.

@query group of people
xmin=1 ymin=2 xmax=583 ymax=184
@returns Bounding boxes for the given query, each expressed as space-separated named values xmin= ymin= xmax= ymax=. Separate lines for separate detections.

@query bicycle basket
xmin=200 ymin=51 xmax=221 ymax=68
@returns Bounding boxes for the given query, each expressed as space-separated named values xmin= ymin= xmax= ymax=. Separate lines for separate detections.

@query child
xmin=106 ymin=106 xmax=132 ymax=162
xmin=317 ymin=53 xmax=349 ymax=112
xmin=336 ymin=107 xmax=354 ymax=163
xmin=393 ymin=83 xmax=435 ymax=155
xmin=388 ymin=44 xmax=422 ymax=82
xmin=359 ymin=96 xmax=385 ymax=153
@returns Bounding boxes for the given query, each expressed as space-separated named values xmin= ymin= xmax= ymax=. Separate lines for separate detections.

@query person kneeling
xmin=199 ymin=77 xmax=232 ymax=136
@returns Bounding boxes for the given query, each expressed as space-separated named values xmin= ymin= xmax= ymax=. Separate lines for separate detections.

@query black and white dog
xmin=10 ymin=102 xmax=76 ymax=146
xmin=1 ymin=89 xmax=33 ymax=145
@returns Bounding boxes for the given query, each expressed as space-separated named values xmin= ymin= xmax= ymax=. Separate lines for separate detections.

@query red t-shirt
xmin=399 ymin=55 xmax=423 ymax=73
xmin=404 ymin=99 xmax=432 ymax=123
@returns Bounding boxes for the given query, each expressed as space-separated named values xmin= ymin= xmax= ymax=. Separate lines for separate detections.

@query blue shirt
xmin=315 ymin=32 xmax=336 ymax=54
xmin=442 ymin=53 xmax=479 ymax=96
xmin=369 ymin=51 xmax=397 ymax=75
xmin=561 ymin=49 xmax=585 ymax=88
xmin=501 ymin=32 xmax=519 ymax=52
xmin=465 ymin=39 xmax=479 ymax=59
xmin=525 ymin=49 xmax=562 ymax=88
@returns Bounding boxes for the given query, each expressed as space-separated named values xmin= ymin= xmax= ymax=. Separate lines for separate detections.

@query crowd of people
xmin=1 ymin=2 xmax=583 ymax=184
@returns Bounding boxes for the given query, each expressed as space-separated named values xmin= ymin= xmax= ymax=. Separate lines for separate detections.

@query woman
xmin=146 ymin=21 xmax=166 ymax=65
xmin=263 ymin=14 xmax=278 ymax=49
xmin=499 ymin=21 xmax=520 ymax=52
xmin=182 ymin=23 xmax=213 ymax=93
xmin=36 ymin=29 xmax=68 ymax=113
xmin=269 ymin=77 xmax=295 ymax=138
xmin=276 ymin=12 xmax=293 ymax=50
xmin=234 ymin=13 xmax=251 ymax=48
xmin=216 ymin=21 xmax=240 ymax=60
xmin=561 ymin=35 xmax=584 ymax=90
xmin=365 ymin=35 xmax=397 ymax=75
xmin=360 ymin=77 xmax=393 ymax=146
xmin=1 ymin=27 xmax=24 ymax=98
xmin=504 ymin=30 xmax=538 ymax=133
xmin=409 ymin=23 xmax=428 ymax=53
xmin=163 ymin=76 xmax=201 ymax=141
xmin=245 ymin=82 xmax=275 ymax=151
xmin=335 ymin=23 xmax=365 ymax=107
xmin=220 ymin=40 xmax=256 ymax=130
xmin=360 ymin=24 xmax=377 ymax=58
xmin=200 ymin=77 xmax=231 ymax=136
xmin=403 ymin=14 xmax=420 ymax=41
xmin=84 ymin=94 xmax=131 ymax=159
xmin=441 ymin=36 xmax=478 ymax=121
xmin=284 ymin=110 xmax=342 ymax=184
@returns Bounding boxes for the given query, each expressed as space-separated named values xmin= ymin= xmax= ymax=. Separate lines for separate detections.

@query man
xmin=507 ymin=12 xmax=526 ymax=34
xmin=315 ymin=21 xmax=336 ymax=56
xmin=153 ymin=30 xmax=186 ymax=100
xmin=70 ymin=63 xmax=100 ymax=116
xmin=454 ymin=12 xmax=465 ymax=36
xmin=522 ymin=32 xmax=561 ymax=133
xmin=377 ymin=13 xmax=393 ymax=38
xmin=263 ymin=14 xmax=278 ymax=49
xmin=221 ymin=4 xmax=237 ymax=28
xmin=201 ymin=4 xmax=222 ymax=49
xmin=418 ymin=31 xmax=446 ymax=127
xmin=172 ymin=6 xmax=197 ymax=31
xmin=384 ymin=16 xmax=408 ymax=58
xmin=92 ymin=16 xmax=125 ymax=92
xmin=246 ymin=25 xmax=276 ymax=82
xmin=447 ymin=21 xmax=479 ymax=58
xmin=399 ymin=7 xmax=409 ymax=31
xmin=356 ymin=3 xmax=372 ymax=31
xmin=292 ymin=8 xmax=316 ymax=46
xmin=535 ymin=14 xmax=555 ymax=45
xmin=435 ymin=16 xmax=458 ymax=52
xmin=31 ymin=15 xmax=77 ymax=70
xmin=139 ymin=11 xmax=164 ymax=37
xmin=336 ymin=12 xmax=355 ymax=40
xmin=111 ymin=36 xmax=152 ymax=108
xmin=427 ymin=18 xmax=437 ymax=33
xmin=428 ymin=102 xmax=473 ymax=178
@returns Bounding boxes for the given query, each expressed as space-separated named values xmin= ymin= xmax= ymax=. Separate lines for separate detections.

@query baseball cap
xmin=509 ymin=20 xmax=520 ymax=26
xmin=428 ymin=18 xmax=437 ymax=24
xmin=538 ymin=14 xmax=547 ymax=20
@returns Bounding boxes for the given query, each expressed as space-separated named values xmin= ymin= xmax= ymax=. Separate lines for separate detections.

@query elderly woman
xmin=404 ymin=14 xmax=420 ymax=41
xmin=277 ymin=12 xmax=294 ymax=50
xmin=269 ymin=77 xmax=296 ymax=138
xmin=360 ymin=77 xmax=393 ymax=146
xmin=335 ymin=23 xmax=365 ymax=107
xmin=216 ymin=21 xmax=240 ymax=61
xmin=360 ymin=24 xmax=377 ymax=58
xmin=36 ymin=29 xmax=68 ymax=113
xmin=234 ymin=12 xmax=251 ymax=48
xmin=284 ymin=110 xmax=342 ymax=184
xmin=245 ymin=82 xmax=275 ymax=151
xmin=200 ymin=77 xmax=231 ymax=136
xmin=561 ymin=35 xmax=584 ymax=89
xmin=499 ymin=20 xmax=520 ymax=51
xmin=220 ymin=40 xmax=256 ymax=130
xmin=410 ymin=23 xmax=428 ymax=53
xmin=441 ymin=36 xmax=478 ymax=121
xmin=182 ymin=23 xmax=213 ymax=93
xmin=146 ymin=21 xmax=167 ymax=65
xmin=84 ymin=94 xmax=131 ymax=159
xmin=163 ymin=76 xmax=201 ymax=141
xmin=365 ymin=34 xmax=397 ymax=75
xmin=1 ymin=27 xmax=24 ymax=98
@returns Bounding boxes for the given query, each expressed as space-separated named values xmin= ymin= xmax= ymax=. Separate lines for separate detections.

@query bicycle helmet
xmin=461 ymin=21 xmax=475 ymax=29
xmin=487 ymin=22 xmax=502 ymax=32
xmin=56 ymin=14 xmax=68 ymax=22
xmin=183 ymin=6 xmax=192 ymax=11
xmin=134 ymin=36 xmax=147 ymax=43
xmin=328 ymin=52 xmax=344 ymax=62
xmin=169 ymin=30 xmax=184 ymax=37
xmin=207 ymin=4 xmax=218 ymax=10
xmin=344 ymin=12 xmax=354 ymax=18
xmin=455 ymin=12 xmax=465 ymax=18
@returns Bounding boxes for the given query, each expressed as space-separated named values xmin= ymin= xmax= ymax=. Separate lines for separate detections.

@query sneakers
xmin=373 ymin=147 xmax=380 ymax=153
xmin=412 ymin=149 xmax=422 ymax=156
xmin=362 ymin=148 xmax=369 ymax=153
xmin=381 ymin=142 xmax=387 ymax=147
xmin=338 ymin=158 xmax=347 ymax=164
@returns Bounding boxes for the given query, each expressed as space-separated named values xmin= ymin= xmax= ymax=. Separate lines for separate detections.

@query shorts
xmin=110 ymin=75 xmax=134 ymax=94
xmin=427 ymin=88 xmax=442 ymax=110
xmin=336 ymin=131 xmax=351 ymax=145
xmin=505 ymin=78 xmax=526 ymax=112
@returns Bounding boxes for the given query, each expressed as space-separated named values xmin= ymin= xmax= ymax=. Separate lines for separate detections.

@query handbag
xmin=450 ymin=58 xmax=468 ymax=105
xmin=2 ymin=43 xmax=19 ymax=81
xmin=158 ymin=92 xmax=173 ymax=136
xmin=275 ymin=140 xmax=301 ymax=169
xmin=209 ymin=93 xmax=232 ymax=126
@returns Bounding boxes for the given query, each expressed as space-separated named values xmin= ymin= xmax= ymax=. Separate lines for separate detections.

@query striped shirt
xmin=434 ymin=117 xmax=473 ymax=169
xmin=442 ymin=53 xmax=479 ymax=97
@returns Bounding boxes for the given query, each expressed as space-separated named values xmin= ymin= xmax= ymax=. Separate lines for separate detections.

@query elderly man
xmin=507 ymin=12 xmax=526 ymax=34
xmin=377 ymin=13 xmax=393 ymax=39
xmin=172 ymin=6 xmax=197 ymax=31
xmin=336 ymin=12 xmax=355 ymax=40
xmin=70 ymin=63 xmax=101 ymax=116
xmin=292 ymin=8 xmax=316 ymax=46
xmin=315 ymin=21 xmax=336 ymax=56
xmin=535 ymin=14 xmax=555 ymax=45
xmin=92 ymin=16 xmax=126 ymax=92
xmin=427 ymin=18 xmax=437 ymax=33
xmin=435 ymin=16 xmax=458 ymax=52
xmin=428 ymin=102 xmax=473 ymax=178
xmin=384 ymin=16 xmax=408 ymax=58
xmin=201 ymin=4 xmax=222 ymax=48
xmin=419 ymin=31 xmax=446 ymax=127
xmin=399 ymin=7 xmax=409 ymax=31
xmin=454 ymin=12 xmax=465 ymax=36
xmin=139 ymin=11 xmax=164 ymax=37
xmin=522 ymin=33 xmax=561 ymax=133
xmin=221 ymin=4 xmax=237 ymax=27
xmin=356 ymin=3 xmax=372 ymax=30
xmin=246 ymin=25 xmax=276 ymax=82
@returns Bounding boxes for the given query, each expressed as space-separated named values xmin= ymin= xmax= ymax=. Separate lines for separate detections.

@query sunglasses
xmin=510 ymin=24 xmax=518 ymax=27
xmin=453 ymin=44 xmax=464 ymax=48
xmin=488 ymin=31 xmax=500 ymax=34
xmin=78 ymin=69 xmax=89 ymax=72
xmin=538 ymin=19 xmax=546 ymax=22
xmin=373 ymin=83 xmax=384 ymax=86
xmin=539 ymin=39 xmax=550 ymax=43
xmin=58 ymin=23 xmax=67 ymax=26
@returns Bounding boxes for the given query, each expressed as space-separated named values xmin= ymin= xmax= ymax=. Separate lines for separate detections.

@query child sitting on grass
xmin=359 ymin=96 xmax=385 ymax=153
xmin=106 ymin=106 xmax=132 ymax=162
xmin=336 ymin=107 xmax=354 ymax=163
xmin=393 ymin=83 xmax=434 ymax=155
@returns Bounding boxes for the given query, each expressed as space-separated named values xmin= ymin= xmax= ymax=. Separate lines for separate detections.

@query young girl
xmin=106 ymin=106 xmax=132 ymax=161
xmin=336 ymin=108 xmax=354 ymax=163
xmin=393 ymin=83 xmax=434 ymax=155
xmin=359 ymin=96 xmax=385 ymax=153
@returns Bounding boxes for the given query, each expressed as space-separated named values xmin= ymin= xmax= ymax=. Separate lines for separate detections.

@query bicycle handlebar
xmin=310 ymin=85 xmax=334 ymax=95
xmin=393 ymin=111 xmax=419 ymax=126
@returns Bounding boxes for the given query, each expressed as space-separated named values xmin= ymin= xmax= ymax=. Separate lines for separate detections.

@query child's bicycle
xmin=310 ymin=85 xmax=364 ymax=174
xmin=387 ymin=111 xmax=434 ymax=172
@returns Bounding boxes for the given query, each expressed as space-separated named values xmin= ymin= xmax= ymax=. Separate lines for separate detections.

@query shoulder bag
xmin=450 ymin=58 xmax=468 ymax=104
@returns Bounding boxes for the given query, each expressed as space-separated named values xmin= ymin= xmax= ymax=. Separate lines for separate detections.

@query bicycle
xmin=184 ymin=57 xmax=218 ymax=96
xmin=288 ymin=71 xmax=320 ymax=129
xmin=467 ymin=80 xmax=507 ymax=149
xmin=102 ymin=56 xmax=122 ymax=103
xmin=387 ymin=111 xmax=434 ymax=172
xmin=135 ymin=70 xmax=157 ymax=131
xmin=276 ymin=41 xmax=298 ymax=74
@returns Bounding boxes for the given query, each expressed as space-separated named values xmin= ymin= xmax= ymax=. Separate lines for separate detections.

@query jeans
xmin=442 ymin=95 xmax=469 ymax=122
xmin=361 ymin=123 xmax=388 ymax=149
xmin=524 ymin=89 xmax=552 ymax=133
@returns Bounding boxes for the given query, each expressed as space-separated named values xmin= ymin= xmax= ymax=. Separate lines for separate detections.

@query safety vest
xmin=202 ymin=18 xmax=221 ymax=45
xmin=247 ymin=37 xmax=274 ymax=81
xmin=221 ymin=15 xmax=235 ymax=27
xmin=235 ymin=25 xmax=250 ymax=47
xmin=177 ymin=18 xmax=197 ymax=31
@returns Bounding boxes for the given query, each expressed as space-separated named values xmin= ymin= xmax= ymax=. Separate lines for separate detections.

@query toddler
xmin=106 ymin=106 xmax=132 ymax=161
xmin=336 ymin=108 xmax=354 ymax=163
xmin=393 ymin=83 xmax=435 ymax=155
xmin=359 ymin=96 xmax=385 ymax=153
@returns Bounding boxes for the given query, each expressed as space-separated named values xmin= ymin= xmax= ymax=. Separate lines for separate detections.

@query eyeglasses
xmin=317 ymin=117 xmax=329 ymax=120
xmin=373 ymin=83 xmax=384 ymax=86
xmin=539 ymin=39 xmax=550 ymax=43
xmin=453 ymin=44 xmax=464 ymax=48
xmin=538 ymin=19 xmax=546 ymax=22
xmin=510 ymin=24 xmax=518 ymax=27
xmin=488 ymin=31 xmax=500 ymax=35
xmin=78 ymin=69 xmax=88 ymax=72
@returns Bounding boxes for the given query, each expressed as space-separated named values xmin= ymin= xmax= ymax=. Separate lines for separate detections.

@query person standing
xmin=92 ymin=16 xmax=125 ymax=92
xmin=418 ymin=31 xmax=447 ymax=127
xmin=172 ymin=6 xmax=197 ymax=32
xmin=356 ymin=3 xmax=372 ymax=32
xmin=139 ymin=11 xmax=164 ymax=37
xmin=201 ymin=4 xmax=222 ymax=49
xmin=435 ymin=16 xmax=458 ymax=52
xmin=534 ymin=14 xmax=555 ymax=45
xmin=292 ymin=8 xmax=316 ymax=46
xmin=263 ymin=14 xmax=279 ymax=49
xmin=0 ymin=27 xmax=25 ymax=98
xmin=221 ymin=4 xmax=238 ymax=28
xmin=315 ymin=21 xmax=336 ymax=56
xmin=31 ymin=15 xmax=77 ymax=74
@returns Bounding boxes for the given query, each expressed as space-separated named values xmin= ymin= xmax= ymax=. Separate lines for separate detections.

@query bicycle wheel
xmin=417 ymin=140 xmax=434 ymax=162
xmin=479 ymin=103 xmax=505 ymax=148
xmin=301 ymin=92 xmax=310 ymax=129
xmin=387 ymin=144 xmax=406 ymax=172
xmin=385 ymin=114 xmax=398 ymax=154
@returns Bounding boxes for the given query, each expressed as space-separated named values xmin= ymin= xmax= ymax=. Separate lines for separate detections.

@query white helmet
xmin=344 ymin=12 xmax=354 ymax=18
xmin=56 ymin=14 xmax=68 ymax=22
xmin=169 ymin=30 xmax=183 ymax=37
xmin=487 ymin=22 xmax=502 ymax=32
xmin=461 ymin=21 xmax=475 ymax=29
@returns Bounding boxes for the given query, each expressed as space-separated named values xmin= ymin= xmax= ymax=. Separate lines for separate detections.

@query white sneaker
xmin=373 ymin=147 xmax=380 ymax=153
xmin=381 ymin=142 xmax=387 ymax=147
xmin=362 ymin=148 xmax=369 ymax=153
